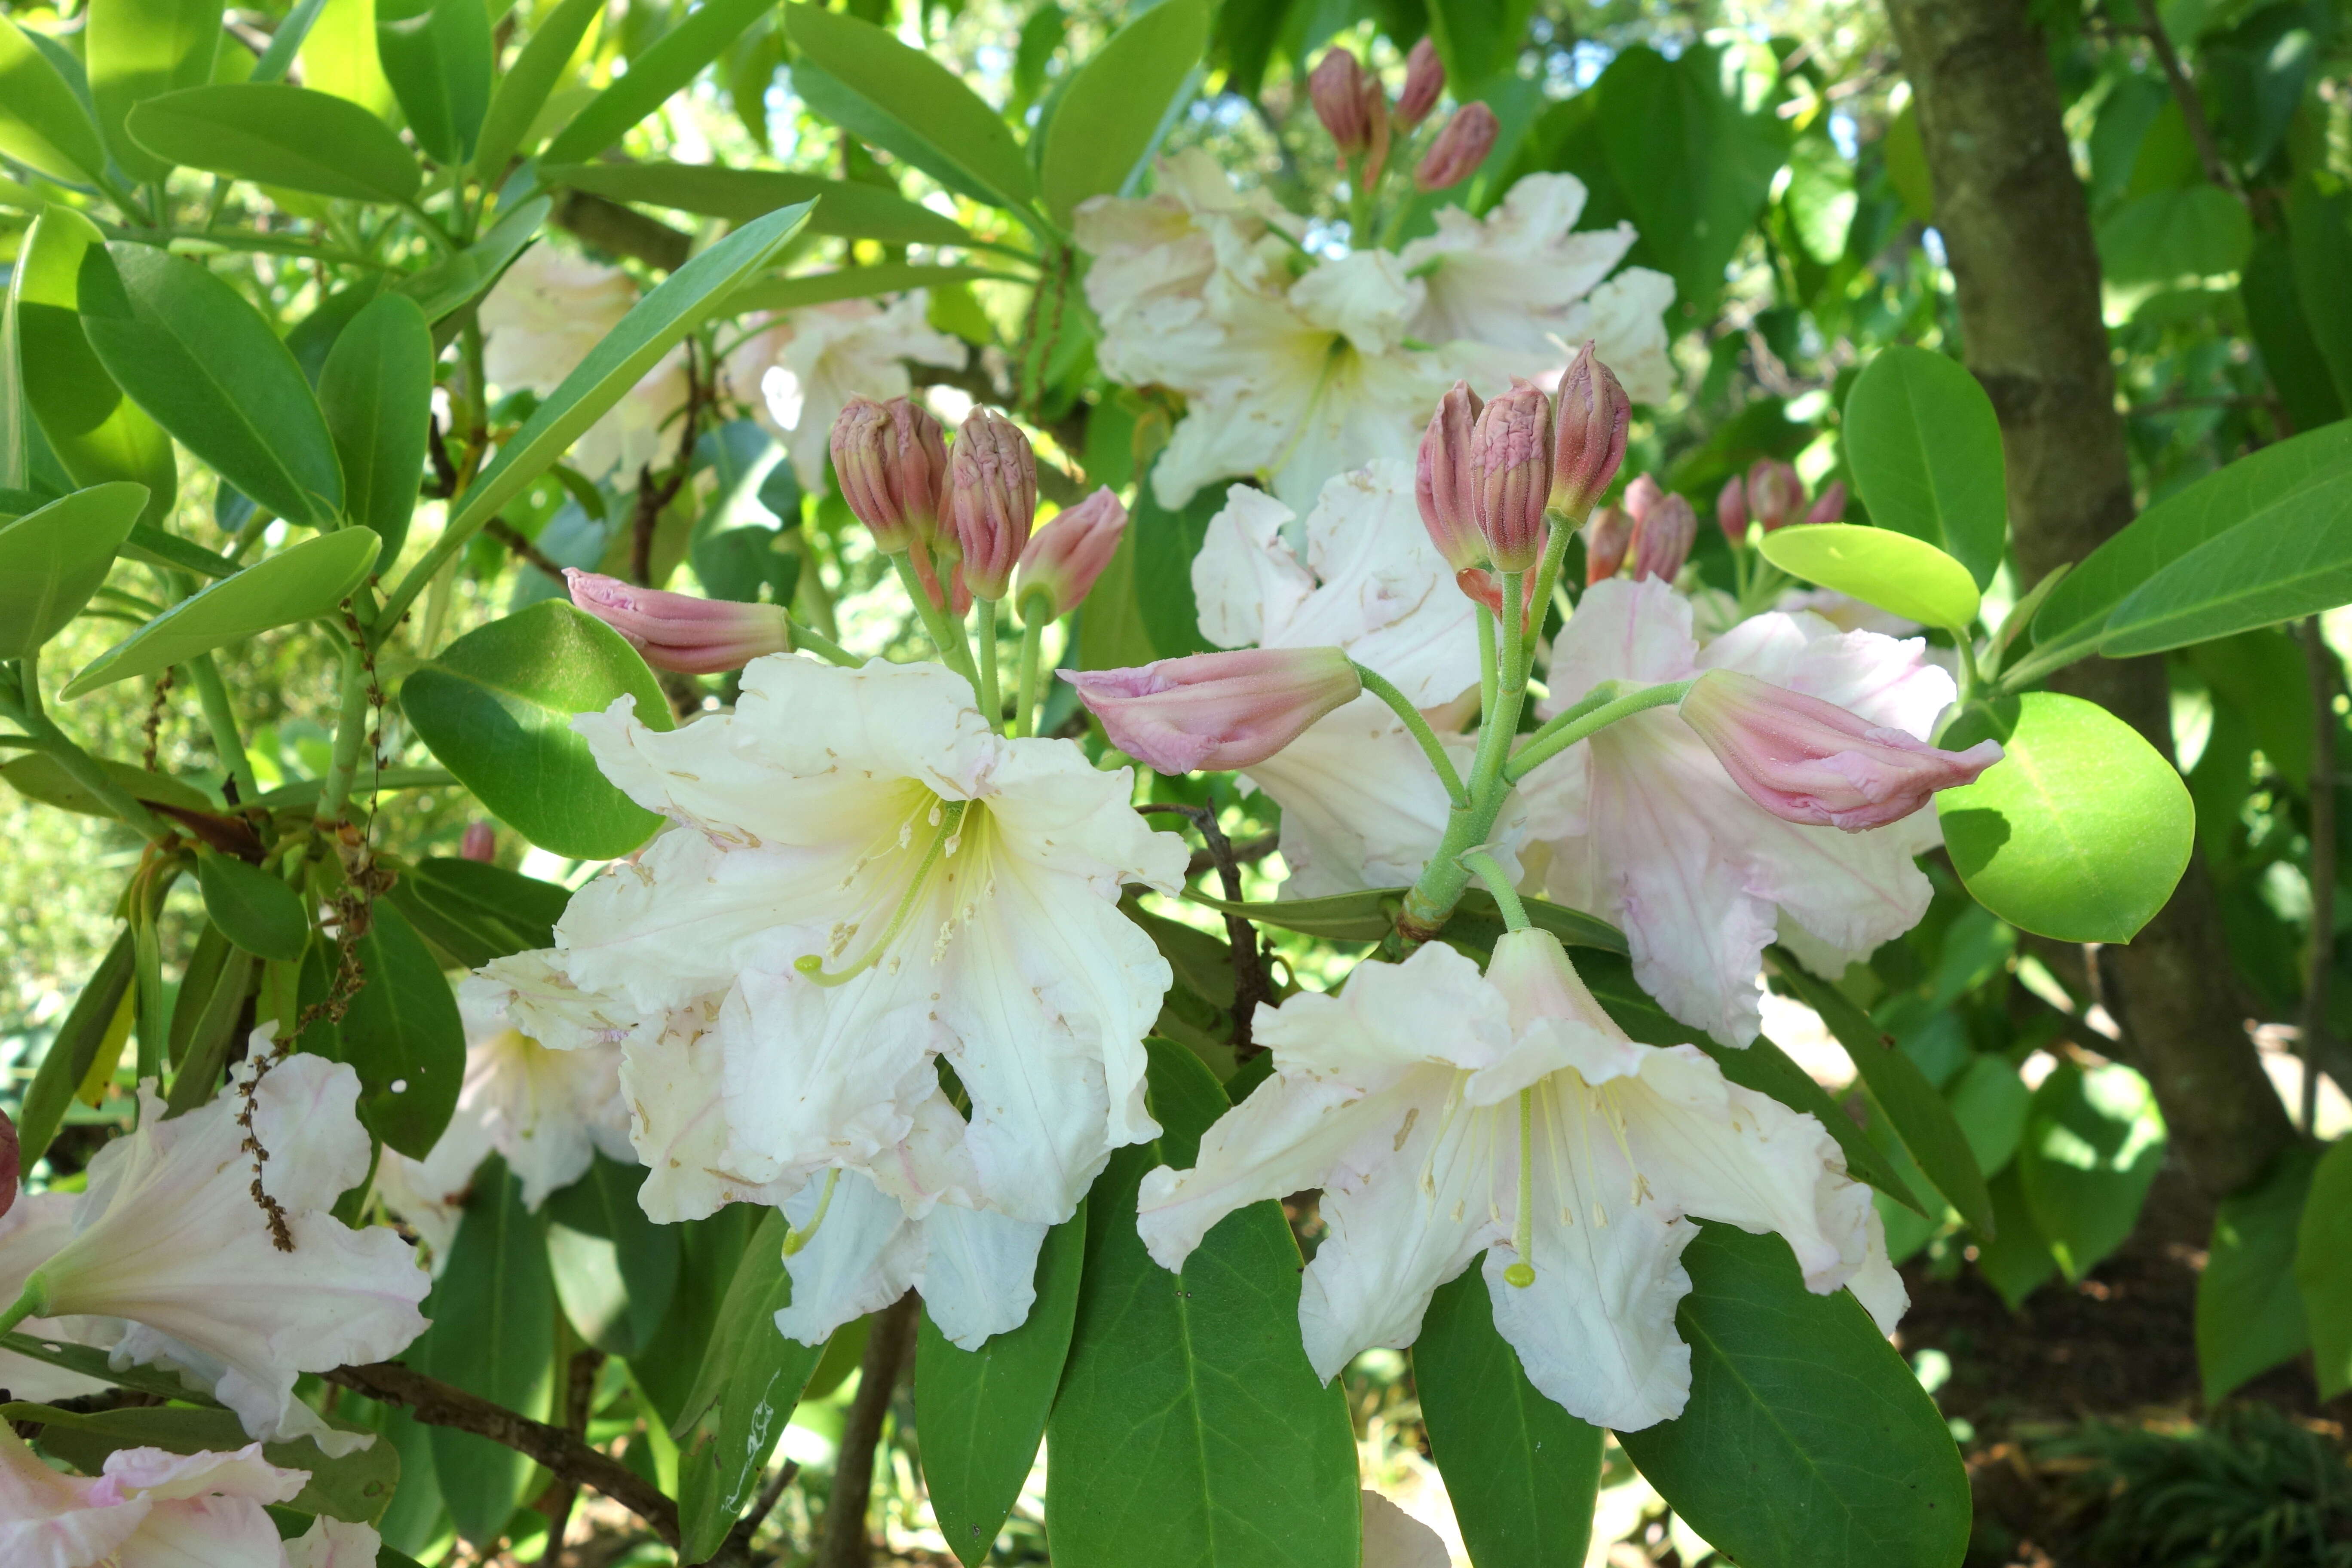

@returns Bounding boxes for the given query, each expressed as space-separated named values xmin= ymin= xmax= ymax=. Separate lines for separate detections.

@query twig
xmin=1139 ymin=803 xmax=1271 ymax=1055
xmin=812 ymin=1294 xmax=919 ymax=1568
xmin=1187 ymin=832 xmax=1277 ymax=881
xmin=2136 ymin=6 xmax=2245 ymax=204
xmin=2303 ymin=615 xmax=2336 ymax=1134
xmin=325 ymin=1360 xmax=679 ymax=1547
xmin=485 ymin=517 xmax=566 ymax=580
xmin=629 ymin=346 xmax=706 ymax=586
xmin=542 ymin=1345 xmax=606 ymax=1567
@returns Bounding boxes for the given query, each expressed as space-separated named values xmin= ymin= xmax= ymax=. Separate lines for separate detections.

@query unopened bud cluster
xmin=1717 ymin=458 xmax=1846 ymax=546
xmin=1586 ymin=472 xmax=1696 ymax=587
xmin=1311 ymin=39 xmax=1497 ymax=202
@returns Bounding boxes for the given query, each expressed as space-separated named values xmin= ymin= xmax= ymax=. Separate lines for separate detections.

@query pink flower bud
xmin=1414 ymin=102 xmax=1498 ymax=192
xmin=460 ymin=822 xmax=497 ymax=863
xmin=1628 ymin=492 xmax=1696 ymax=583
xmin=1416 ymin=380 xmax=1485 ymax=572
xmin=1017 ymin=487 xmax=1127 ymax=620
xmin=1358 ymin=76 xmax=1393 ymax=188
xmin=566 ymin=569 xmax=792 ymax=674
xmin=946 ymin=407 xmax=1036 ymax=600
xmin=1395 ymin=37 xmax=1444 ymax=129
xmin=1678 ymin=669 xmax=2004 ymax=832
xmin=1583 ymin=506 xmax=1632 ymax=585
xmin=1547 ymin=341 xmax=1630 ymax=521
xmin=831 ymin=394 xmax=947 ymax=554
xmin=1311 ymin=49 xmax=1370 ymax=156
xmin=1716 ymin=474 xmax=1749 ymax=545
xmin=1455 ymin=567 xmax=1539 ymax=632
xmin=1805 ymin=479 xmax=1848 ymax=524
xmin=1746 ymin=459 xmax=1804 ymax=533
xmin=1063 ymin=646 xmax=1362 ymax=774
xmin=1621 ymin=472 xmax=1663 ymax=526
xmin=1471 ymin=379 xmax=1552 ymax=573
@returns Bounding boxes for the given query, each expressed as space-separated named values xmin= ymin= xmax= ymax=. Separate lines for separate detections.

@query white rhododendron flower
xmin=1519 ymin=576 xmax=1962 ymax=1047
xmin=725 ymin=293 xmax=968 ymax=495
xmin=0 ymin=1195 xmax=109 ymax=1403
xmin=1136 ymin=936 xmax=1902 ymax=1432
xmin=20 ymin=1047 xmax=429 ymax=1458
xmin=479 ymin=244 xmax=689 ymax=481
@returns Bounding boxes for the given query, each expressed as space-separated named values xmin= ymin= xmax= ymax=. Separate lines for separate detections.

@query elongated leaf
xmin=63 ymin=528 xmax=380 ymax=698
xmin=545 ymin=160 xmax=972 ymax=246
xmin=2102 ymin=478 xmax=2352 ymax=656
xmin=1414 ymin=1271 xmax=1603 ymax=1568
xmin=2296 ymin=1135 xmax=2352 ymax=1400
xmin=0 ymin=482 xmax=146 ymax=659
xmin=2096 ymin=184 xmax=2252 ymax=284
xmin=320 ymin=294 xmax=432 ymax=559
xmin=399 ymin=194 xmax=549 ymax=324
xmin=388 ymin=855 xmax=567 ymax=967
xmin=123 ymin=83 xmax=421 ymax=202
xmin=1 ymin=751 xmax=220 ymax=820
xmin=375 ymin=0 xmax=491 ymax=165
xmin=79 ymin=244 xmax=343 ymax=527
xmin=785 ymin=5 xmax=1036 ymax=211
xmin=2198 ymin=1142 xmax=2315 ymax=1404
xmin=546 ymin=1154 xmax=681 ymax=1357
xmin=198 ymin=850 xmax=309 ymax=962
xmin=122 ymin=523 xmax=236 ymax=579
xmin=918 ymin=1203 xmax=1087 ymax=1567
xmin=1615 ymin=1224 xmax=1969 ymax=1568
xmin=87 ymin=0 xmax=220 ymax=181
xmin=0 ymin=17 xmax=107 ymax=183
xmin=1937 ymin=693 xmax=2192 ymax=943
xmin=162 ymin=942 xmax=255 ymax=1116
xmin=1 ymin=1330 xmax=219 ymax=1404
xmin=16 ymin=1402 xmax=394 ymax=1523
xmin=311 ymin=902 xmax=466 ymax=1158
xmin=471 ymin=0 xmax=601 ymax=175
xmin=1047 ymin=1041 xmax=1360 ymax=1568
xmin=2015 ymin=1060 xmax=2164 ymax=1282
xmin=1841 ymin=347 xmax=2006 ymax=589
xmin=17 ymin=926 xmax=135 ymax=1164
xmin=1758 ymin=523 xmax=1981 ymax=630
xmin=726 ymin=262 xmax=1011 ymax=315
xmin=540 ymin=0 xmax=775 ymax=166
xmin=1038 ymin=0 xmax=1207 ymax=225
xmin=631 ymin=1204 xmax=756 ymax=1429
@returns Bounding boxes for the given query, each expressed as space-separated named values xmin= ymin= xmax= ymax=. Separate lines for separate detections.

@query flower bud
xmin=1416 ymin=381 xmax=1485 ymax=572
xmin=1805 ymin=479 xmax=1848 ymax=524
xmin=1628 ymin=492 xmax=1696 ymax=583
xmin=1471 ymin=379 xmax=1552 ymax=573
xmin=1678 ymin=669 xmax=2004 ymax=832
xmin=831 ymin=394 xmax=947 ymax=554
xmin=946 ymin=407 xmax=1037 ymax=600
xmin=1358 ymin=76 xmax=1393 ymax=188
xmin=1017 ymin=487 xmax=1127 ymax=621
xmin=1484 ymin=928 xmax=1618 ymax=1036
xmin=460 ymin=822 xmax=497 ymax=863
xmin=566 ymin=568 xmax=792 ymax=674
xmin=1395 ymin=37 xmax=1444 ymax=129
xmin=1620 ymin=472 xmax=1663 ymax=527
xmin=1716 ymin=474 xmax=1749 ymax=545
xmin=1583 ymin=506 xmax=1632 ymax=586
xmin=1063 ymin=646 xmax=1361 ymax=774
xmin=1746 ymin=459 xmax=1804 ymax=533
xmin=1414 ymin=102 xmax=1498 ymax=192
xmin=1546 ymin=341 xmax=1630 ymax=521
xmin=1455 ymin=567 xmax=1539 ymax=632
xmin=1311 ymin=49 xmax=1370 ymax=157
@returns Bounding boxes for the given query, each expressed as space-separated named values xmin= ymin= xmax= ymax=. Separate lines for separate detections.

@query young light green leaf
xmin=1 ymin=751 xmax=220 ymax=821
xmin=0 ymin=481 xmax=147 ymax=659
xmin=471 ymin=0 xmax=602 ymax=175
xmin=1758 ymin=522 xmax=1981 ymax=630
xmin=374 ymin=0 xmax=492 ymax=166
xmin=122 ymin=83 xmax=422 ymax=203
xmin=86 ymin=0 xmax=220 ymax=181
xmin=1946 ymin=1054 xmax=2031 ymax=1177
xmin=319 ymin=293 xmax=432 ymax=559
xmin=2095 ymin=183 xmax=2253 ymax=285
xmin=545 ymin=160 xmax=972 ymax=246
xmin=399 ymin=600 xmax=673 ymax=859
xmin=1841 ymin=346 xmax=2006 ymax=588
xmin=2296 ymin=1134 xmax=2352 ymax=1400
xmin=197 ymin=850 xmax=309 ymax=962
xmin=1936 ymin=693 xmax=2192 ymax=943
xmin=1038 ymin=0 xmax=1208 ymax=225
xmin=15 ymin=925 xmax=134 ymax=1164
xmin=539 ymin=0 xmax=776 ymax=166
xmin=2198 ymin=1142 xmax=2315 ymax=1405
xmin=2015 ymin=1061 xmax=2165 ymax=1281
xmin=0 ymin=16 xmax=108 ymax=183
xmin=62 ymin=527 xmax=380 ymax=698
xmin=725 ymin=262 xmax=1013 ymax=315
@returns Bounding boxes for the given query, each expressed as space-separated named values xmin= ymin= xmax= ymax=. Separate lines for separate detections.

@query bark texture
xmin=1883 ymin=0 xmax=2296 ymax=1194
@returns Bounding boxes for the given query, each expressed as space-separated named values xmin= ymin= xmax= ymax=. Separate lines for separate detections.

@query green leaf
xmin=1614 ymin=1224 xmax=1969 ymax=1568
xmin=79 ymin=243 xmax=344 ymax=527
xmin=545 ymin=160 xmax=972 ymax=247
xmin=2095 ymin=183 xmax=2253 ymax=285
xmin=1186 ymin=886 xmax=1627 ymax=956
xmin=1758 ymin=523 xmax=1981 ymax=631
xmin=387 ymin=855 xmax=568 ymax=967
xmin=1426 ymin=0 xmax=1537 ymax=89
xmin=2198 ymin=1142 xmax=2316 ymax=1404
xmin=1975 ymin=1164 xmax=2056 ymax=1308
xmin=417 ymin=1155 xmax=555 ymax=1547
xmin=315 ymin=901 xmax=468 ymax=1158
xmin=1038 ymin=0 xmax=1207 ymax=226
xmin=122 ymin=522 xmax=237 ymax=579
xmin=443 ymin=202 xmax=811 ymax=543
xmin=162 ymin=942 xmax=255 ymax=1115
xmin=15 ymin=1403 xmax=397 ymax=1523
xmin=1047 ymin=1041 xmax=1360 ymax=1568
xmin=785 ymin=5 xmax=1037 ymax=211
xmin=918 ymin=1203 xmax=1087 ymax=1567
xmin=198 ymin=849 xmax=309 ymax=962
xmin=1 ymin=750 xmax=221 ymax=820
xmin=16 ymin=925 xmax=134 ymax=1164
xmin=1413 ymin=1271 xmax=1603 ymax=1568
xmin=2241 ymin=226 xmax=2344 ymax=436
xmin=2101 ymin=475 xmax=2352 ymax=658
xmin=2295 ymin=1135 xmax=2352 ymax=1400
xmin=0 ymin=1329 xmax=222 ymax=1404
xmin=2015 ymin=1060 xmax=2165 ymax=1282
xmin=471 ymin=0 xmax=600 ymax=174
xmin=546 ymin=1153 xmax=682 ymax=1357
xmin=398 ymin=193 xmax=550 ymax=324
xmin=11 ymin=207 xmax=177 ymax=525
xmin=725 ymin=262 xmax=1011 ymax=315
xmin=400 ymin=600 xmax=672 ymax=859
xmin=1937 ymin=693 xmax=2192 ymax=943
xmin=1768 ymin=950 xmax=1994 ymax=1236
xmin=2288 ymin=177 xmax=2352 ymax=410
xmin=0 ymin=481 xmax=146 ymax=659
xmin=319 ymin=293 xmax=432 ymax=559
xmin=1841 ymin=347 xmax=2006 ymax=589
xmin=1945 ymin=1054 xmax=2031 ymax=1177
xmin=374 ymin=0 xmax=491 ymax=165
xmin=628 ymin=1205 xmax=756 ymax=1428
xmin=0 ymin=16 xmax=108 ymax=183
xmin=122 ymin=83 xmax=422 ymax=202
xmin=540 ymin=0 xmax=777 ymax=166
xmin=87 ymin=0 xmax=220 ymax=181
xmin=62 ymin=527 xmax=380 ymax=698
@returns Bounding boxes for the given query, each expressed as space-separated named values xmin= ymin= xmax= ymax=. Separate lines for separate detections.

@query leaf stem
xmin=1503 ymin=679 xmax=1693 ymax=784
xmin=1460 ymin=847 xmax=1530 ymax=931
xmin=976 ymin=597 xmax=1003 ymax=724
xmin=892 ymin=554 xmax=980 ymax=690
xmin=186 ymin=653 xmax=258 ymax=806
xmin=1354 ymin=662 xmax=1466 ymax=808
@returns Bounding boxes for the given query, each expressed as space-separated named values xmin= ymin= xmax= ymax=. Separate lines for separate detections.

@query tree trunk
xmin=812 ymin=1293 xmax=920 ymax=1568
xmin=1881 ymin=0 xmax=2297 ymax=1195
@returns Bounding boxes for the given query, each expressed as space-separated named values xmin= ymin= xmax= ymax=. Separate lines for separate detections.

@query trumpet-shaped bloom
xmin=726 ymin=294 xmax=969 ymax=495
xmin=25 ymin=1050 xmax=429 ymax=1458
xmin=480 ymin=245 xmax=688 ymax=481
xmin=1067 ymin=647 xmax=1363 ymax=774
xmin=548 ymin=655 xmax=1187 ymax=1225
xmin=0 ymin=1195 xmax=109 ymax=1403
xmin=1136 ymin=937 xmax=1901 ymax=1432
xmin=1519 ymin=577 xmax=1963 ymax=1047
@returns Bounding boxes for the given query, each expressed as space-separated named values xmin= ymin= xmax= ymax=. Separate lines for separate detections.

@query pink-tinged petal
xmin=565 ymin=570 xmax=792 ymax=675
xmin=1016 ymin=488 xmax=1127 ymax=619
xmin=1066 ymin=647 xmax=1361 ymax=774
xmin=1546 ymin=576 xmax=1700 ymax=701
xmin=286 ymin=1516 xmax=383 ymax=1568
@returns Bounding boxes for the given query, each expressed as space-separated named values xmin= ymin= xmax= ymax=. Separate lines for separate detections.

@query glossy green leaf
xmin=726 ymin=262 xmax=1009 ymax=316
xmin=1945 ymin=1054 xmax=2031 ymax=1177
xmin=545 ymin=161 xmax=970 ymax=246
xmin=471 ymin=0 xmax=601 ymax=175
xmin=1 ymin=1329 xmax=221 ymax=1404
xmin=386 ymin=855 xmax=568 ymax=968
xmin=319 ymin=294 xmax=432 ymax=559
xmin=1 ymin=751 xmax=220 ymax=820
xmin=123 ymin=83 xmax=422 ymax=202
xmin=1975 ymin=1164 xmax=2056 ymax=1307
xmin=1841 ymin=347 xmax=2006 ymax=588
xmin=2198 ymin=1142 xmax=2315 ymax=1404
xmin=0 ymin=17 xmax=107 ymax=183
xmin=1426 ymin=0 xmax=1537 ymax=89
xmin=62 ymin=527 xmax=380 ymax=698
xmin=314 ymin=901 xmax=467 ymax=1158
xmin=1758 ymin=523 xmax=1981 ymax=630
xmin=546 ymin=1153 xmax=682 ymax=1358
xmin=161 ymin=941 xmax=254 ymax=1115
xmin=197 ymin=850 xmax=309 ymax=962
xmin=16 ymin=1403 xmax=396 ymax=1523
xmin=398 ymin=194 xmax=549 ymax=324
xmin=1038 ymin=0 xmax=1207 ymax=225
xmin=87 ymin=0 xmax=220 ymax=181
xmin=11 ymin=208 xmax=177 ymax=525
xmin=1047 ymin=1041 xmax=1360 ymax=1568
xmin=630 ymin=1204 xmax=756 ymax=1430
xmin=2289 ymin=177 xmax=2352 ymax=409
xmin=919 ymin=1203 xmax=1087 ymax=1567
xmin=0 ymin=482 xmax=146 ymax=659
xmin=122 ymin=523 xmax=236 ymax=579
xmin=540 ymin=0 xmax=775 ymax=166
xmin=2015 ymin=1061 xmax=2165 ymax=1282
xmin=1937 ymin=693 xmax=2192 ymax=943
xmin=374 ymin=0 xmax=491 ymax=165
xmin=2101 ymin=476 xmax=2352 ymax=657
xmin=1414 ymin=1270 xmax=1603 ymax=1568
xmin=2295 ymin=1135 xmax=2352 ymax=1400
xmin=1615 ymin=1224 xmax=1969 ymax=1568
xmin=786 ymin=4 xmax=1037 ymax=211
xmin=2095 ymin=183 xmax=2253 ymax=285
xmin=16 ymin=925 xmax=134 ymax=1164
xmin=78 ymin=244 xmax=343 ymax=527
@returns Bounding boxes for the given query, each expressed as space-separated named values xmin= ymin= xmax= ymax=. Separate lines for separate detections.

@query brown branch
xmin=1187 ymin=831 xmax=1277 ymax=881
xmin=1139 ymin=804 xmax=1272 ymax=1056
xmin=2134 ymin=6 xmax=2245 ymax=203
xmin=540 ymin=1345 xmax=606 ymax=1567
xmin=325 ymin=1361 xmax=679 ymax=1547
xmin=812 ymin=1294 xmax=919 ymax=1568
xmin=485 ymin=518 xmax=566 ymax=580
xmin=629 ymin=346 xmax=707 ymax=587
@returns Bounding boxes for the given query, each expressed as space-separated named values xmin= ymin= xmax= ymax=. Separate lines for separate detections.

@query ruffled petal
xmin=915 ymin=1202 xmax=1049 ymax=1351
xmin=621 ymin=1001 xmax=809 ymax=1224
xmin=285 ymin=1516 xmax=382 ymax=1568
xmin=1192 ymin=484 xmax=1317 ymax=651
xmin=461 ymin=951 xmax=640 ymax=1054
xmin=1253 ymin=942 xmax=1513 ymax=1078
xmin=1483 ymin=1199 xmax=1694 ymax=1431
xmin=775 ymin=1170 xmax=922 ymax=1347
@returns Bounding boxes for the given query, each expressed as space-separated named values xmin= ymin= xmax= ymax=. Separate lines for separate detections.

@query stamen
xmin=1504 ymin=1087 xmax=1536 ymax=1288
xmin=781 ymin=1168 xmax=842 ymax=1256
xmin=797 ymin=800 xmax=968 ymax=986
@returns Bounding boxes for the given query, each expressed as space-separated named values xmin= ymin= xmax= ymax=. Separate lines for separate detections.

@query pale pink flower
xmin=565 ymin=569 xmax=791 ymax=674
xmin=0 ymin=1426 xmax=308 ymax=1567
xmin=1015 ymin=488 xmax=1127 ymax=619
xmin=479 ymin=245 xmax=687 ymax=481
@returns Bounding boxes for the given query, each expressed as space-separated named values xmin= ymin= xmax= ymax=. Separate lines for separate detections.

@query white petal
xmin=243 ymin=1052 xmax=372 ymax=1212
xmin=1553 ymin=266 xmax=1678 ymax=405
xmin=1360 ymin=1490 xmax=1451 ymax=1568
xmin=0 ymin=1195 xmax=110 ymax=1402
xmin=461 ymin=951 xmax=641 ymax=1054
xmin=1399 ymin=174 xmax=1637 ymax=355
xmin=1192 ymin=483 xmax=1316 ymax=651
xmin=775 ymin=1171 xmax=921 ymax=1346
xmin=1289 ymin=251 xmax=1424 ymax=355
xmin=621 ymin=1001 xmax=808 ymax=1223
xmin=110 ymin=1495 xmax=293 ymax=1568
xmin=1267 ymin=349 xmax=1450 ymax=514
xmin=285 ymin=1517 xmax=382 ymax=1568
xmin=719 ymin=966 xmax=937 ymax=1183
xmin=1253 ymin=942 xmax=1512 ymax=1079
xmin=1548 ymin=577 xmax=1701 ymax=702
xmin=1483 ymin=1204 xmax=1694 ymax=1431
xmin=1848 ymin=1205 xmax=1911 ymax=1335
xmin=1283 ymin=462 xmax=1478 ymax=707
xmin=914 ymin=1203 xmax=1048 ymax=1351
xmin=0 ymin=1422 xmax=136 ymax=1568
